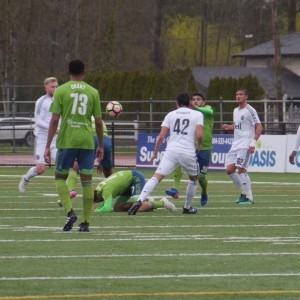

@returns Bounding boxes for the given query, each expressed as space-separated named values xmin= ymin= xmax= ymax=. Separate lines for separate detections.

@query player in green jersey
xmin=166 ymin=93 xmax=215 ymax=206
xmin=65 ymin=119 xmax=112 ymax=201
xmin=93 ymin=170 xmax=176 ymax=213
xmin=44 ymin=59 xmax=103 ymax=232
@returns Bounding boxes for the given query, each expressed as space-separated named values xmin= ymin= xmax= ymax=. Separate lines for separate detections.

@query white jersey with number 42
xmin=162 ymin=107 xmax=203 ymax=153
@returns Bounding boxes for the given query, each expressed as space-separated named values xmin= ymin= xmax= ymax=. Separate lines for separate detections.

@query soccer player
xmin=128 ymin=93 xmax=203 ymax=215
xmin=165 ymin=93 xmax=215 ymax=206
xmin=44 ymin=59 xmax=104 ymax=232
xmin=65 ymin=119 xmax=112 ymax=200
xmin=19 ymin=77 xmax=58 ymax=193
xmin=289 ymin=125 xmax=300 ymax=165
xmin=222 ymin=88 xmax=263 ymax=204
xmin=93 ymin=170 xmax=176 ymax=213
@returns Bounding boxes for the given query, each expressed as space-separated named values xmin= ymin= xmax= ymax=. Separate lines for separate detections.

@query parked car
xmin=0 ymin=117 xmax=35 ymax=147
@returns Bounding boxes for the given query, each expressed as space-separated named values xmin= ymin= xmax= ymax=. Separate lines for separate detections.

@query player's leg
xmin=197 ymin=150 xmax=210 ymax=206
xmin=66 ymin=161 xmax=79 ymax=198
xmin=77 ymin=149 xmax=95 ymax=231
xmin=128 ymin=153 xmax=176 ymax=215
xmin=55 ymin=149 xmax=77 ymax=231
xmin=181 ymin=153 xmax=199 ymax=214
xmin=165 ymin=166 xmax=181 ymax=199
xmin=95 ymin=135 xmax=113 ymax=178
xmin=236 ymin=149 xmax=253 ymax=204
xmin=19 ymin=137 xmax=47 ymax=192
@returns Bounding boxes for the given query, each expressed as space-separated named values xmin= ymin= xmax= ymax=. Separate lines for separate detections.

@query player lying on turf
xmin=93 ymin=170 xmax=176 ymax=213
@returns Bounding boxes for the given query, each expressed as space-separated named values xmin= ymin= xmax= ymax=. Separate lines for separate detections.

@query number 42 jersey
xmin=162 ymin=107 xmax=203 ymax=153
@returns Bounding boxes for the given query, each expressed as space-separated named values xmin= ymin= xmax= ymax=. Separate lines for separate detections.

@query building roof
xmin=233 ymin=32 xmax=300 ymax=57
xmin=192 ymin=66 xmax=300 ymax=99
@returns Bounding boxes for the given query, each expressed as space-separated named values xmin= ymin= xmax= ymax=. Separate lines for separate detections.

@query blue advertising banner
xmin=136 ymin=133 xmax=233 ymax=170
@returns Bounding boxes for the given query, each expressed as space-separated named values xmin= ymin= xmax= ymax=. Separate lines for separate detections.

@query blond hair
xmin=44 ymin=77 xmax=58 ymax=85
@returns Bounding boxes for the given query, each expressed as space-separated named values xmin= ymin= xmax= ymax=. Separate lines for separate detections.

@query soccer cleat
xmin=235 ymin=194 xmax=254 ymax=205
xmin=162 ymin=197 xmax=177 ymax=212
xmin=18 ymin=175 xmax=29 ymax=193
xmin=63 ymin=210 xmax=77 ymax=231
xmin=128 ymin=200 xmax=142 ymax=215
xmin=182 ymin=206 xmax=198 ymax=214
xmin=57 ymin=199 xmax=63 ymax=207
xmin=70 ymin=190 xmax=77 ymax=199
xmin=200 ymin=193 xmax=208 ymax=206
xmin=165 ymin=188 xmax=180 ymax=199
xmin=78 ymin=222 xmax=89 ymax=232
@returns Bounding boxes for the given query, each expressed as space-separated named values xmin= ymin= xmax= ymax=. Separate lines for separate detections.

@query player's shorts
xmin=195 ymin=150 xmax=211 ymax=175
xmin=156 ymin=150 xmax=198 ymax=177
xmin=34 ymin=136 xmax=57 ymax=164
xmin=225 ymin=148 xmax=251 ymax=169
xmin=118 ymin=170 xmax=145 ymax=197
xmin=55 ymin=149 xmax=95 ymax=175
xmin=93 ymin=135 xmax=112 ymax=168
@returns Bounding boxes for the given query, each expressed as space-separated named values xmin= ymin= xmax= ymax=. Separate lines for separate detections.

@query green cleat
xmin=235 ymin=194 xmax=254 ymax=204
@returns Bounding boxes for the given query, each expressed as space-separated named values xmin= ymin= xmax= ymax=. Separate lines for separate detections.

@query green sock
xmin=174 ymin=166 xmax=182 ymax=190
xmin=153 ymin=200 xmax=164 ymax=209
xmin=55 ymin=178 xmax=72 ymax=213
xmin=198 ymin=175 xmax=208 ymax=194
xmin=82 ymin=181 xmax=94 ymax=222
xmin=67 ymin=170 xmax=78 ymax=191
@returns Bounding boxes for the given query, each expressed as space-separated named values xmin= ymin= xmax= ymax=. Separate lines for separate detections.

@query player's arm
xmin=95 ymin=117 xmax=104 ymax=161
xmin=195 ymin=124 xmax=203 ymax=148
xmin=44 ymin=113 xmax=60 ymax=165
xmin=150 ymin=126 xmax=169 ymax=163
xmin=222 ymin=123 xmax=234 ymax=131
xmin=34 ymin=102 xmax=51 ymax=130
xmin=94 ymin=194 xmax=114 ymax=213
xmin=289 ymin=125 xmax=300 ymax=165
xmin=194 ymin=105 xmax=214 ymax=117
xmin=249 ymin=123 xmax=263 ymax=154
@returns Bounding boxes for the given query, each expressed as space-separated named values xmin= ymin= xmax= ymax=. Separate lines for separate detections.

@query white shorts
xmin=225 ymin=148 xmax=251 ymax=169
xmin=156 ymin=150 xmax=198 ymax=176
xmin=34 ymin=136 xmax=57 ymax=164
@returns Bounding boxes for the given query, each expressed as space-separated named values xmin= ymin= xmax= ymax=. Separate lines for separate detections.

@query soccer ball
xmin=106 ymin=101 xmax=122 ymax=118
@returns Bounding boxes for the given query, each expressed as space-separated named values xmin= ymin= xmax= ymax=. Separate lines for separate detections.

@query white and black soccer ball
xmin=106 ymin=101 xmax=122 ymax=118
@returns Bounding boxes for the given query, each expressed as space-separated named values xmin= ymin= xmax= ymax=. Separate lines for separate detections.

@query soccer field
xmin=1 ymin=167 xmax=300 ymax=300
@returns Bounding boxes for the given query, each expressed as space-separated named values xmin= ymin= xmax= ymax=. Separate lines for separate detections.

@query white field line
xmin=1 ymin=272 xmax=300 ymax=281
xmin=0 ymin=252 xmax=300 ymax=260
xmin=1 ymin=174 xmax=300 ymax=186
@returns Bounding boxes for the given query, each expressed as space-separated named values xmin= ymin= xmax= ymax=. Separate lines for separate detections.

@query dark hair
xmin=193 ymin=93 xmax=205 ymax=100
xmin=176 ymin=93 xmax=190 ymax=107
xmin=68 ymin=59 xmax=85 ymax=75
xmin=236 ymin=88 xmax=248 ymax=96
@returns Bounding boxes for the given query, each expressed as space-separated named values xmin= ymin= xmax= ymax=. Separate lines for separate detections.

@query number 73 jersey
xmin=50 ymin=80 xmax=102 ymax=149
xmin=162 ymin=106 xmax=203 ymax=153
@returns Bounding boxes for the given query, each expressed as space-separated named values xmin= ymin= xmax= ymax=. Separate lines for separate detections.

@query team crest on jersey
xmin=241 ymin=116 xmax=244 ymax=120
xmin=36 ymin=155 xmax=40 ymax=160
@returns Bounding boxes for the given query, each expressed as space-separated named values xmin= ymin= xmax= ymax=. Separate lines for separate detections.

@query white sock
xmin=184 ymin=180 xmax=197 ymax=209
xmin=138 ymin=177 xmax=158 ymax=202
xmin=240 ymin=172 xmax=253 ymax=200
xmin=24 ymin=167 xmax=38 ymax=181
xmin=229 ymin=172 xmax=243 ymax=192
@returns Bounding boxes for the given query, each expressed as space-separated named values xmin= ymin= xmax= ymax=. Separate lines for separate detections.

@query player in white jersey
xmin=222 ymin=88 xmax=263 ymax=204
xmin=289 ymin=125 xmax=300 ymax=165
xmin=19 ymin=77 xmax=58 ymax=193
xmin=128 ymin=93 xmax=203 ymax=215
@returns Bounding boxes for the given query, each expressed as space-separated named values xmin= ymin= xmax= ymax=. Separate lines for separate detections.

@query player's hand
xmin=44 ymin=147 xmax=51 ymax=166
xmin=249 ymin=146 xmax=255 ymax=154
xmin=150 ymin=153 xmax=157 ymax=164
xmin=96 ymin=146 xmax=104 ymax=161
xmin=289 ymin=151 xmax=297 ymax=165
xmin=222 ymin=124 xmax=231 ymax=131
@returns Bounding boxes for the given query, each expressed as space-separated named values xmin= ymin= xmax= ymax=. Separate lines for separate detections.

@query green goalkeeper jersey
xmin=195 ymin=105 xmax=215 ymax=150
xmin=95 ymin=170 xmax=133 ymax=200
xmin=51 ymin=80 xmax=102 ymax=149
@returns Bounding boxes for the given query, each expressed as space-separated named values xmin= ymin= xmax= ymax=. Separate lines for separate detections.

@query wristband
xmin=250 ymin=139 xmax=256 ymax=148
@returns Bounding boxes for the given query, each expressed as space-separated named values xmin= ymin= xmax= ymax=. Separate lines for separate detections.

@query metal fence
xmin=1 ymin=98 xmax=300 ymax=166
